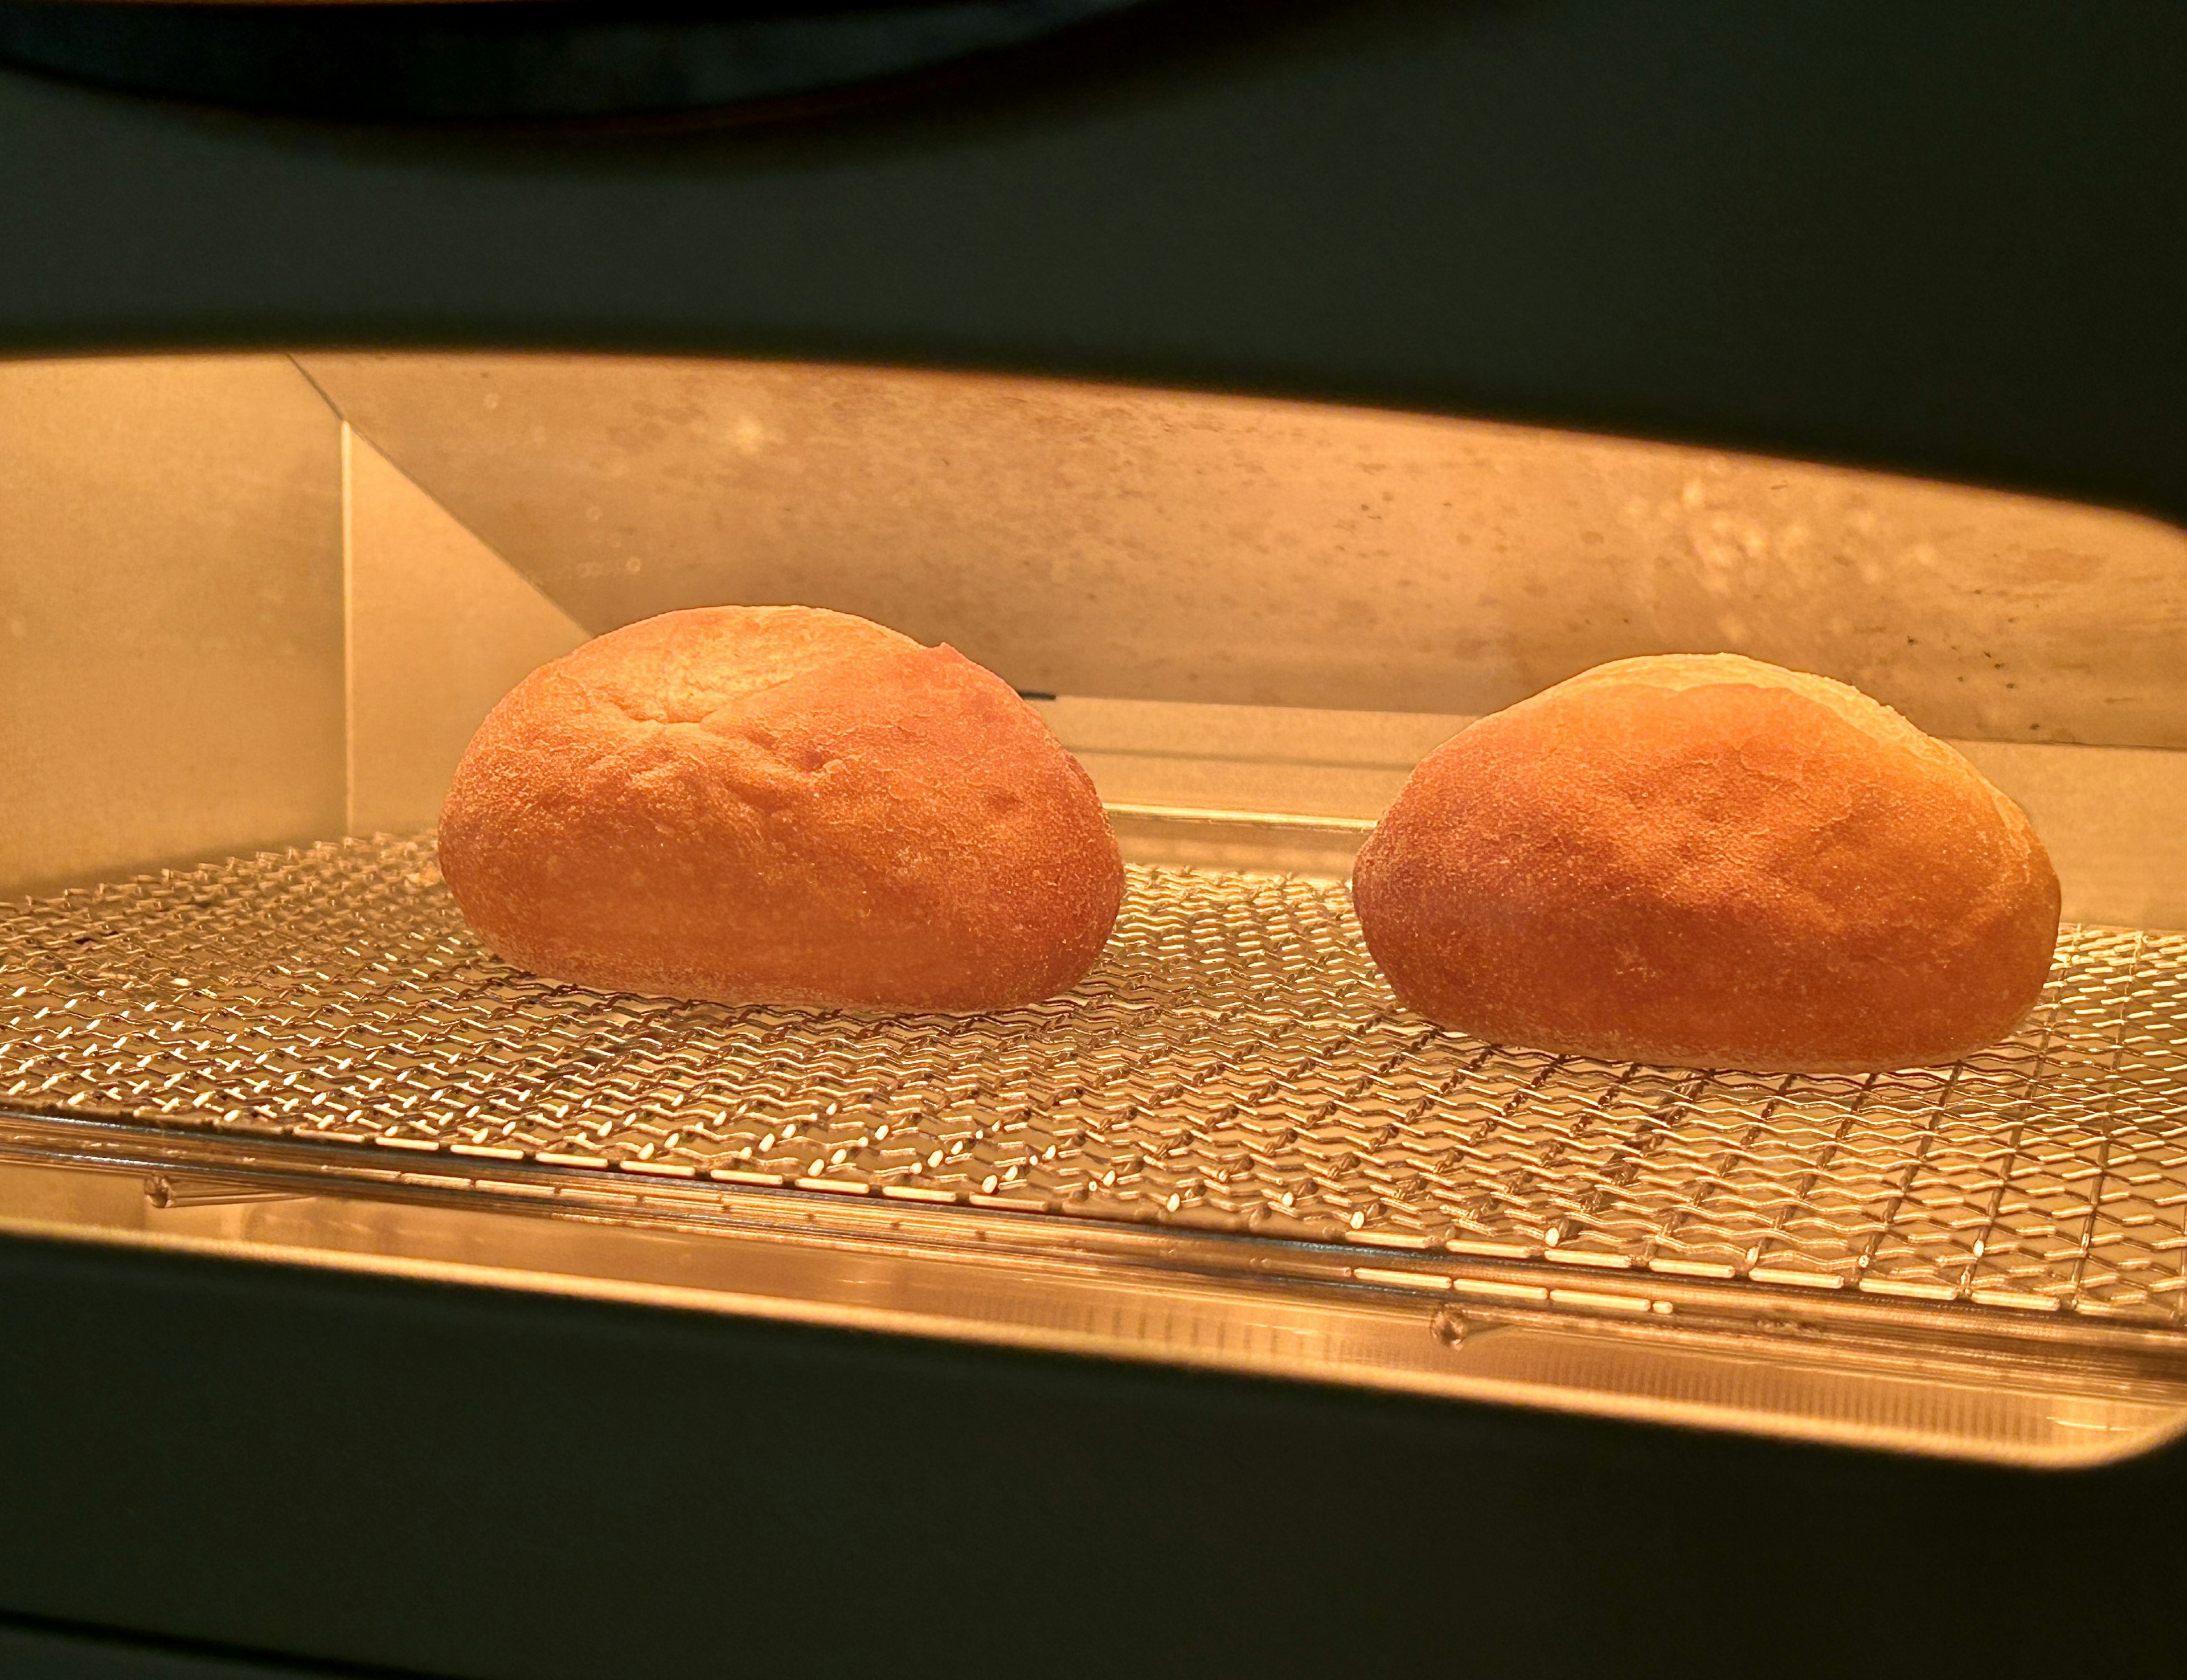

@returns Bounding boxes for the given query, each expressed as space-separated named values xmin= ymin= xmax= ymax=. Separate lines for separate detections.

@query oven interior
xmin=5 ymin=350 xmax=2185 ymax=1469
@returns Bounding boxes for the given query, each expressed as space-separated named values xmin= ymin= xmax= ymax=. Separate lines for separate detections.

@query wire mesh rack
xmin=4 ymin=834 xmax=2185 ymax=1326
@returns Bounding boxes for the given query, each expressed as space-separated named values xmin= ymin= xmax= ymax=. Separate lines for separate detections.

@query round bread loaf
xmin=1350 ymin=654 xmax=2060 ymax=1072
xmin=438 ymin=606 xmax=1123 ymax=1013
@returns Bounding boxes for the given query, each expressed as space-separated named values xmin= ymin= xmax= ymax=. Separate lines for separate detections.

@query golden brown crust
xmin=1350 ymin=654 xmax=2061 ymax=1072
xmin=439 ymin=606 xmax=1123 ymax=1013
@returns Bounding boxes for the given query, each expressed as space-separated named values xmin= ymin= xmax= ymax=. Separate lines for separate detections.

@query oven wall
xmin=301 ymin=353 xmax=2187 ymax=746
xmin=0 ymin=355 xmax=345 ymax=898
xmin=0 ymin=354 xmax=594 ymax=893
xmin=300 ymin=352 xmax=2187 ymax=929
xmin=342 ymin=424 xmax=587 ymax=837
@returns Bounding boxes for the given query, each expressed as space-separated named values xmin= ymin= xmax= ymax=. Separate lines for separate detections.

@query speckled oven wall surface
xmin=300 ymin=353 xmax=2187 ymax=749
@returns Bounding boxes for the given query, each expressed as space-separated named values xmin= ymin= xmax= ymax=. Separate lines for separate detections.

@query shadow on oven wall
xmin=0 ymin=3 xmax=2182 ymax=1679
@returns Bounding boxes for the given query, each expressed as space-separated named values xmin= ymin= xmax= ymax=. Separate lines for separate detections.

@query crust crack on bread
xmin=439 ymin=605 xmax=1124 ymax=1014
xmin=1349 ymin=653 xmax=2062 ymax=1073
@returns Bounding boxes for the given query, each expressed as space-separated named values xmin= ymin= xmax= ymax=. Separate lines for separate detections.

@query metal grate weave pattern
xmin=5 ymin=835 xmax=2186 ymax=1323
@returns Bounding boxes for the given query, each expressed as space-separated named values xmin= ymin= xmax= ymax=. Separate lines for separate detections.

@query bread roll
xmin=439 ymin=606 xmax=1122 ymax=1013
xmin=1350 ymin=654 xmax=2060 ymax=1072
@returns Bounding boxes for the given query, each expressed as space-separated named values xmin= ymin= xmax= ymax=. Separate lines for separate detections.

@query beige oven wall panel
xmin=1042 ymin=698 xmax=2187 ymax=929
xmin=1955 ymin=741 xmax=2187 ymax=933
xmin=297 ymin=353 xmax=2187 ymax=749
xmin=0 ymin=355 xmax=344 ymax=899
xmin=343 ymin=427 xmax=588 ymax=837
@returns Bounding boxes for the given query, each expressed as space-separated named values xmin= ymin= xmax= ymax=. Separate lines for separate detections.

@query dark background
xmin=2 ymin=1230 xmax=2185 ymax=1679
xmin=0 ymin=0 xmax=2181 ymax=521
xmin=0 ymin=0 xmax=1157 ymax=121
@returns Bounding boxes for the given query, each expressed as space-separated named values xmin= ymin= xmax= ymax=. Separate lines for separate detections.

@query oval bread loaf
xmin=439 ymin=605 xmax=1123 ymax=1013
xmin=1350 ymin=654 xmax=2061 ymax=1072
